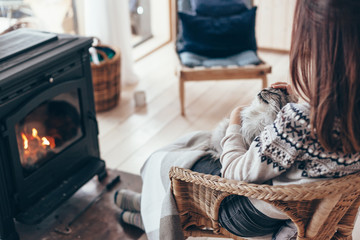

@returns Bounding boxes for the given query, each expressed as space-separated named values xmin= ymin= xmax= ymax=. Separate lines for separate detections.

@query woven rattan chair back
xmin=169 ymin=166 xmax=360 ymax=240
xmin=171 ymin=0 xmax=272 ymax=116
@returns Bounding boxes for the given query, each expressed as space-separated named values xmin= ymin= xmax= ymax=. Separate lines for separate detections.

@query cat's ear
xmin=279 ymin=88 xmax=288 ymax=95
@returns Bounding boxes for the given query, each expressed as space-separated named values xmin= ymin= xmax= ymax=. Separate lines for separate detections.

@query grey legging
xmin=191 ymin=154 xmax=285 ymax=238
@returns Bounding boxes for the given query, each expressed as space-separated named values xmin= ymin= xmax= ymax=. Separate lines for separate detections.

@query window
xmin=131 ymin=0 xmax=171 ymax=59
xmin=0 ymin=0 xmax=77 ymax=34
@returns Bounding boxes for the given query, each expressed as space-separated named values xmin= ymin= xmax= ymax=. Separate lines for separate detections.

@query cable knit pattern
xmin=255 ymin=103 xmax=360 ymax=178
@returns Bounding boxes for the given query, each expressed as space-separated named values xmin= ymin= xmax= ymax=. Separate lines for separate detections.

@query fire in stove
xmin=15 ymin=99 xmax=82 ymax=174
xmin=19 ymin=127 xmax=56 ymax=169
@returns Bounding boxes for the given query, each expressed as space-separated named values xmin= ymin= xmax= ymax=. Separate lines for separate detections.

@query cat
xmin=209 ymin=87 xmax=298 ymax=159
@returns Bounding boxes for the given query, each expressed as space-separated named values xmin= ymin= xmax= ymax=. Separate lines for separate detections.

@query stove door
xmin=6 ymin=79 xmax=99 ymax=210
xmin=16 ymin=89 xmax=82 ymax=176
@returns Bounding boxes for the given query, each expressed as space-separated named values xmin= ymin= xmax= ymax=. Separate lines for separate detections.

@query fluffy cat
xmin=209 ymin=87 xmax=298 ymax=159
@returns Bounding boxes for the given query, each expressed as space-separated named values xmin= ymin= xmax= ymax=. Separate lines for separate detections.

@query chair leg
xmin=261 ymin=75 xmax=268 ymax=89
xmin=179 ymin=77 xmax=185 ymax=116
xmin=334 ymin=196 xmax=360 ymax=239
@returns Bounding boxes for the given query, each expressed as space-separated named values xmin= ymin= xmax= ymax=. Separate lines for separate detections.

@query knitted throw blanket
xmin=140 ymin=131 xmax=211 ymax=240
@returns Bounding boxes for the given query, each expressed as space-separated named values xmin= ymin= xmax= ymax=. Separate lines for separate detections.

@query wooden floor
xmin=96 ymin=44 xmax=291 ymax=175
xmin=17 ymin=169 xmax=145 ymax=240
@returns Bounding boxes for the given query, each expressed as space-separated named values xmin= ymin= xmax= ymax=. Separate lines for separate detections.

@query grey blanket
xmin=140 ymin=131 xmax=211 ymax=240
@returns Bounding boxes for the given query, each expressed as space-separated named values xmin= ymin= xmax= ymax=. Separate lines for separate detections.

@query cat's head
xmin=256 ymin=87 xmax=297 ymax=112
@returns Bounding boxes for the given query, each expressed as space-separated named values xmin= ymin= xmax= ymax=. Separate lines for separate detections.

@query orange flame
xmin=21 ymin=133 xmax=28 ymax=149
xmin=20 ymin=128 xmax=56 ymax=150
xmin=32 ymin=128 xmax=38 ymax=138
xmin=18 ymin=127 xmax=56 ymax=168
xmin=42 ymin=137 xmax=50 ymax=146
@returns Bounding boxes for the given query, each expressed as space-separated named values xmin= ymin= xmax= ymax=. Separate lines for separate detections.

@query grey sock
xmin=120 ymin=210 xmax=144 ymax=230
xmin=114 ymin=189 xmax=141 ymax=212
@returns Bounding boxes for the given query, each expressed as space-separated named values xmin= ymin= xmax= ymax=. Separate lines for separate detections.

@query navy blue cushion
xmin=190 ymin=0 xmax=248 ymax=17
xmin=177 ymin=7 xmax=257 ymax=58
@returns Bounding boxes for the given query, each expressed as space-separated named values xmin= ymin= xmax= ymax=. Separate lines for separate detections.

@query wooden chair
xmin=169 ymin=166 xmax=360 ymax=240
xmin=172 ymin=0 xmax=272 ymax=116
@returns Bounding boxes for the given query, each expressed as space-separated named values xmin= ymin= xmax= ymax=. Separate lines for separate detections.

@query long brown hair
xmin=290 ymin=0 xmax=360 ymax=153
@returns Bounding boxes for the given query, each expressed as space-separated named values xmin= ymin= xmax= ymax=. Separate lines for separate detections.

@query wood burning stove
xmin=0 ymin=29 xmax=107 ymax=240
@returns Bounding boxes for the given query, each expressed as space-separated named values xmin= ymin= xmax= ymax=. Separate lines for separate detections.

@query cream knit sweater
xmin=220 ymin=102 xmax=360 ymax=219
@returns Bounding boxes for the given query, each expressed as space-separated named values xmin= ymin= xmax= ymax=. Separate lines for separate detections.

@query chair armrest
xmin=169 ymin=166 xmax=360 ymax=201
xmin=169 ymin=166 xmax=360 ymax=239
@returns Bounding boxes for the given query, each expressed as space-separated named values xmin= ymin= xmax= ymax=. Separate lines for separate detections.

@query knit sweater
xmin=220 ymin=102 xmax=360 ymax=219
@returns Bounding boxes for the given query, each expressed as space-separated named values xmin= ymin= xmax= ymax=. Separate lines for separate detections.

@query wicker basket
xmin=90 ymin=43 xmax=121 ymax=112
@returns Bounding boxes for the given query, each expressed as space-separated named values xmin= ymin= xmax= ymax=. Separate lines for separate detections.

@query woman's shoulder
xmin=281 ymin=102 xmax=310 ymax=119
xmin=273 ymin=102 xmax=311 ymax=134
xmin=274 ymin=103 xmax=360 ymax=178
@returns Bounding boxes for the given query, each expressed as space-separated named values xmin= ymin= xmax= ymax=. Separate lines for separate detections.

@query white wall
xmin=150 ymin=0 xmax=170 ymax=40
xmin=254 ymin=0 xmax=296 ymax=51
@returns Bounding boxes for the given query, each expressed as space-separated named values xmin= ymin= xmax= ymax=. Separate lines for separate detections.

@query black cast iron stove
xmin=0 ymin=29 xmax=107 ymax=240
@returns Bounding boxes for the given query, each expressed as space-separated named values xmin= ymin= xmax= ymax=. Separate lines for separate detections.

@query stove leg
xmin=0 ymin=218 xmax=19 ymax=240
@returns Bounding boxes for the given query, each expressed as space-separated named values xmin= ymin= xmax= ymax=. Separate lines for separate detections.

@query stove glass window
xmin=15 ymin=90 xmax=82 ymax=176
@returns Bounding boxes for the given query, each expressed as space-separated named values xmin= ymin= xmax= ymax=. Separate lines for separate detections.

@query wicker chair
xmin=169 ymin=166 xmax=360 ymax=240
xmin=172 ymin=0 xmax=272 ymax=116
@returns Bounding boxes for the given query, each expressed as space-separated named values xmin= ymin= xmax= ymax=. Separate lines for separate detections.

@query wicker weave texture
xmin=169 ymin=166 xmax=360 ymax=240
xmin=91 ymin=44 xmax=121 ymax=112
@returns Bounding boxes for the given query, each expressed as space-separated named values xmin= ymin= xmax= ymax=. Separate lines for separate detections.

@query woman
xmin=115 ymin=0 xmax=360 ymax=239
xmin=215 ymin=0 xmax=360 ymax=238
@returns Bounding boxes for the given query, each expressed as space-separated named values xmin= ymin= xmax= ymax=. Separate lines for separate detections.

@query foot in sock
xmin=119 ymin=210 xmax=145 ymax=230
xmin=114 ymin=189 xmax=141 ymax=212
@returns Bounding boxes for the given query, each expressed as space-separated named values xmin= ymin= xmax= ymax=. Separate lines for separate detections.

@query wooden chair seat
xmin=179 ymin=63 xmax=272 ymax=81
xmin=169 ymin=166 xmax=360 ymax=240
xmin=176 ymin=54 xmax=272 ymax=117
